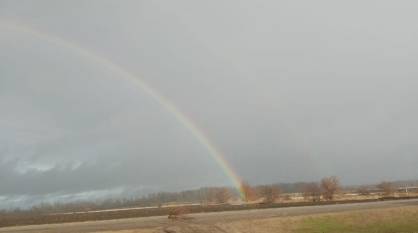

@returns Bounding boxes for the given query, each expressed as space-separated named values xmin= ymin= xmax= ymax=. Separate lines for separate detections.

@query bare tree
xmin=303 ymin=182 xmax=321 ymax=202
xmin=259 ymin=185 xmax=281 ymax=203
xmin=377 ymin=181 xmax=395 ymax=197
xmin=240 ymin=181 xmax=257 ymax=202
xmin=214 ymin=188 xmax=231 ymax=204
xmin=321 ymin=176 xmax=340 ymax=200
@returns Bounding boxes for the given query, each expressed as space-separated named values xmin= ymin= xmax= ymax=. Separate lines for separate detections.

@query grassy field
xmin=225 ymin=206 xmax=418 ymax=233
xmin=297 ymin=207 xmax=418 ymax=233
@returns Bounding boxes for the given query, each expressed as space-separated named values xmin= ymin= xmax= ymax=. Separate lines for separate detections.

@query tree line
xmin=1 ymin=177 xmax=414 ymax=215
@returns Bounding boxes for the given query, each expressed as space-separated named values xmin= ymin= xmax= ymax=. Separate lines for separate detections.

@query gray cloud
xmin=1 ymin=0 xmax=418 ymax=208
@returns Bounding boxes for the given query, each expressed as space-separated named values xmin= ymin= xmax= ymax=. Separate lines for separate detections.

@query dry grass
xmin=215 ymin=206 xmax=418 ymax=233
xmin=297 ymin=206 xmax=418 ymax=233
xmin=218 ymin=217 xmax=300 ymax=233
xmin=91 ymin=206 xmax=418 ymax=233
xmin=3 ymin=195 xmax=417 ymax=228
xmin=92 ymin=229 xmax=155 ymax=233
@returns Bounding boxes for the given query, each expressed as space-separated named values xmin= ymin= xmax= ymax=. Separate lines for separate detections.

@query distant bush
xmin=168 ymin=206 xmax=190 ymax=220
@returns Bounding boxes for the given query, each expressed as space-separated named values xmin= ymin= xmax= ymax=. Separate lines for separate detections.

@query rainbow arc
xmin=0 ymin=20 xmax=245 ymax=199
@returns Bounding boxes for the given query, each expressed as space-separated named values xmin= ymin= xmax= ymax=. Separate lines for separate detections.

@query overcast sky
xmin=1 ymin=0 xmax=418 ymax=209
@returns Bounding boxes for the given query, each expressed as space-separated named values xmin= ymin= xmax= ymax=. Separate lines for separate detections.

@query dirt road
xmin=2 ymin=199 xmax=417 ymax=233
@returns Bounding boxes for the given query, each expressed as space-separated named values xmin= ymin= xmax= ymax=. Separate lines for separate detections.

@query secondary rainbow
xmin=0 ymin=20 xmax=245 ymax=199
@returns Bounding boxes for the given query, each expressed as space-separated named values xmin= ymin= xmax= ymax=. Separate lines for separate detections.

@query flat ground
xmin=2 ymin=199 xmax=417 ymax=233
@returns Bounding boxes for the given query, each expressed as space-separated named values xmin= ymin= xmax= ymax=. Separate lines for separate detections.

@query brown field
xmin=96 ymin=205 xmax=418 ymax=233
xmin=1 ymin=199 xmax=417 ymax=233
xmin=1 ymin=195 xmax=417 ymax=228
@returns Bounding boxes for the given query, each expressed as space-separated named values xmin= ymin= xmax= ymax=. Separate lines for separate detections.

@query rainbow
xmin=0 ymin=20 xmax=245 ymax=199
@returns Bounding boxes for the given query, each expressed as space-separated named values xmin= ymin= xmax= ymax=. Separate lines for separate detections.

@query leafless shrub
xmin=168 ymin=206 xmax=190 ymax=220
